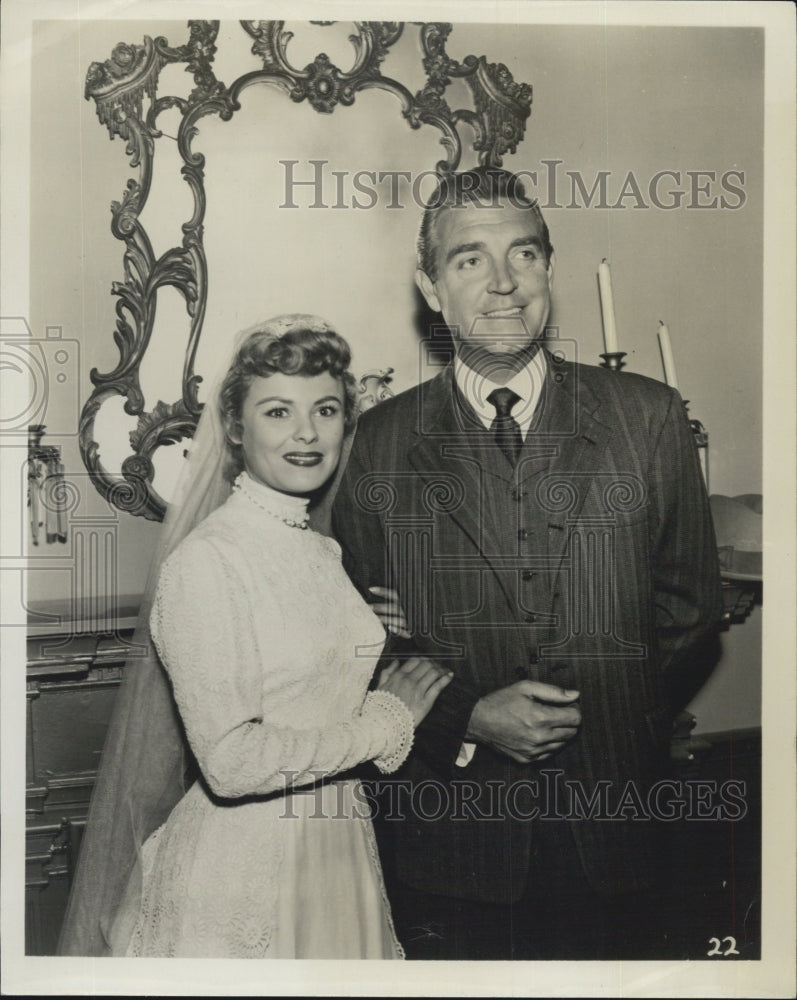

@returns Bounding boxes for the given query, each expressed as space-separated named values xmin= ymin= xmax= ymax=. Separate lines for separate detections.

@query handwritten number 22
xmin=707 ymin=936 xmax=739 ymax=957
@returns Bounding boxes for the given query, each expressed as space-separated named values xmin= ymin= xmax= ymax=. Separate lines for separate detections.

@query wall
xmin=25 ymin=19 xmax=165 ymax=620
xmin=25 ymin=19 xmax=763 ymax=731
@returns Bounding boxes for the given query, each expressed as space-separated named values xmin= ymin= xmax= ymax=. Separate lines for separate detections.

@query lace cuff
xmin=361 ymin=690 xmax=414 ymax=774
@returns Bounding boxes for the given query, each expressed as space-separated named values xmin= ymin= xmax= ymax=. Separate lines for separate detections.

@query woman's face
xmin=236 ymin=371 xmax=346 ymax=496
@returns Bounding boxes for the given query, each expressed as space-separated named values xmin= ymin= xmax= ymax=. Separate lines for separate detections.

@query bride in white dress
xmin=59 ymin=316 xmax=451 ymax=959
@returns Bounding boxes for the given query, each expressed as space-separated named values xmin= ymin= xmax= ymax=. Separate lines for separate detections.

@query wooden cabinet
xmin=25 ymin=616 xmax=136 ymax=954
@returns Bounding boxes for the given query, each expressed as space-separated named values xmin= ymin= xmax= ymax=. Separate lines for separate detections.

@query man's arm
xmin=647 ymin=390 xmax=724 ymax=706
xmin=331 ymin=424 xmax=483 ymax=778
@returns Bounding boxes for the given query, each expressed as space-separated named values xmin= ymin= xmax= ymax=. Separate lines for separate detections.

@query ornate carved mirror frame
xmin=80 ymin=20 xmax=532 ymax=520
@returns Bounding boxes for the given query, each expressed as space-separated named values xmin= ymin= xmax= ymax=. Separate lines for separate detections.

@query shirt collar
xmin=453 ymin=348 xmax=547 ymax=438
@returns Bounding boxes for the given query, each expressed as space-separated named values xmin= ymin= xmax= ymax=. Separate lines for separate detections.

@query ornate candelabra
xmin=27 ymin=425 xmax=68 ymax=546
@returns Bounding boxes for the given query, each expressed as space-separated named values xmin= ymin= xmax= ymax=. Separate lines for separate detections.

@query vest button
xmin=528 ymin=652 xmax=540 ymax=665
xmin=518 ymin=528 xmax=529 ymax=541
xmin=521 ymin=570 xmax=535 ymax=581
xmin=511 ymin=487 xmax=527 ymax=501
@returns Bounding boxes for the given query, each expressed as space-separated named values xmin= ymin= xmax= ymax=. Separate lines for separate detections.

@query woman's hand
xmin=377 ymin=657 xmax=454 ymax=727
xmin=369 ymin=586 xmax=411 ymax=639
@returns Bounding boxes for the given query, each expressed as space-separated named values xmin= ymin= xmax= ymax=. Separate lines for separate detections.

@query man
xmin=332 ymin=168 xmax=723 ymax=959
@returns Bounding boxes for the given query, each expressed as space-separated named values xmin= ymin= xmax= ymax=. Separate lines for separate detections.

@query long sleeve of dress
xmin=150 ymin=535 xmax=413 ymax=799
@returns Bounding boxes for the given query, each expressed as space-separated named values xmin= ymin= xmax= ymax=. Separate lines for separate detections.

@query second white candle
xmin=657 ymin=321 xmax=679 ymax=391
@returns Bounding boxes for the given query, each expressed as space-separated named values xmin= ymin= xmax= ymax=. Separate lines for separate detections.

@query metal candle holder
xmin=599 ymin=351 xmax=627 ymax=372
xmin=683 ymin=401 xmax=710 ymax=491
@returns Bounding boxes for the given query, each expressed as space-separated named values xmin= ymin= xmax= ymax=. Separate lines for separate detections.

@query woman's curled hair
xmin=219 ymin=319 xmax=358 ymax=481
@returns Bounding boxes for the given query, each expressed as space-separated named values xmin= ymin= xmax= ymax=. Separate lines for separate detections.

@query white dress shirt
xmin=453 ymin=347 xmax=547 ymax=440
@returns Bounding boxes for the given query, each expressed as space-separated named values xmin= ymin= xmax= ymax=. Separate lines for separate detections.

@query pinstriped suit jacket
xmin=332 ymin=351 xmax=723 ymax=901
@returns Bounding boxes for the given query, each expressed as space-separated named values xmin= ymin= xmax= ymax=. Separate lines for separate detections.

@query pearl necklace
xmin=233 ymin=472 xmax=310 ymax=529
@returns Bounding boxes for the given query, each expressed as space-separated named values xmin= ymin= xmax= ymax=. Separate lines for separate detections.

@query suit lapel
xmin=535 ymin=358 xmax=614 ymax=576
xmin=405 ymin=358 xmax=614 ymax=609
xmin=406 ymin=367 xmax=515 ymax=606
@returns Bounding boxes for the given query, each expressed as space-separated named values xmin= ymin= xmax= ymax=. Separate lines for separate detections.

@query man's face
xmin=416 ymin=202 xmax=555 ymax=370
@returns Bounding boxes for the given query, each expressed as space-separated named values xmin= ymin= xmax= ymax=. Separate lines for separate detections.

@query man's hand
xmin=465 ymin=681 xmax=581 ymax=763
xmin=368 ymin=586 xmax=411 ymax=638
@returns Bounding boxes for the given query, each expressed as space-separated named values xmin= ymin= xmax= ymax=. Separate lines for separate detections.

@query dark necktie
xmin=487 ymin=387 xmax=523 ymax=465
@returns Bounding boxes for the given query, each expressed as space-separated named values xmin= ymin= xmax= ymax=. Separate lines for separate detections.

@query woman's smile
xmin=282 ymin=451 xmax=324 ymax=466
xmin=234 ymin=371 xmax=346 ymax=495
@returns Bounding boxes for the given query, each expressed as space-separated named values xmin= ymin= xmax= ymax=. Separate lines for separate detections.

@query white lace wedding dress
xmin=110 ymin=472 xmax=410 ymax=958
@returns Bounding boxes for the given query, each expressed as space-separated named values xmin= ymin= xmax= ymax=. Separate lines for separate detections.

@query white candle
xmin=598 ymin=259 xmax=619 ymax=354
xmin=657 ymin=321 xmax=679 ymax=391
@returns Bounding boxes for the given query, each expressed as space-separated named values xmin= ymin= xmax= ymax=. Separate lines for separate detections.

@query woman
xmin=58 ymin=315 xmax=450 ymax=959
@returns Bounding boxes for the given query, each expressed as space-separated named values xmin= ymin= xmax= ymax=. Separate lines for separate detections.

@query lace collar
xmin=232 ymin=471 xmax=310 ymax=529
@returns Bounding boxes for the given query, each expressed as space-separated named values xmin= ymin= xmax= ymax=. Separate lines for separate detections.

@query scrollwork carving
xmin=80 ymin=21 xmax=533 ymax=520
xmin=242 ymin=20 xmax=284 ymax=71
xmin=128 ymin=399 xmax=196 ymax=456
xmin=302 ymin=54 xmax=350 ymax=113
xmin=243 ymin=20 xmax=406 ymax=114
xmin=412 ymin=22 xmax=456 ymax=119
xmin=468 ymin=58 xmax=533 ymax=165
xmin=358 ymin=369 xmax=395 ymax=411
xmin=108 ymin=469 xmax=153 ymax=518
xmin=182 ymin=20 xmax=224 ymax=103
